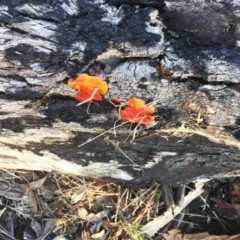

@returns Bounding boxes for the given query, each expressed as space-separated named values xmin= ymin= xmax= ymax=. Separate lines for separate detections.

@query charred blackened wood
xmin=0 ymin=0 xmax=240 ymax=185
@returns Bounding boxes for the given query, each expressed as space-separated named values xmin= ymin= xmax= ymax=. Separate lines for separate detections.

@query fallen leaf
xmin=91 ymin=229 xmax=105 ymax=239
xmin=44 ymin=219 xmax=57 ymax=234
xmin=29 ymin=189 xmax=38 ymax=215
xmin=81 ymin=230 xmax=91 ymax=240
xmin=77 ymin=207 xmax=89 ymax=220
xmin=71 ymin=190 xmax=85 ymax=204
xmin=68 ymin=73 xmax=108 ymax=102
xmin=53 ymin=235 xmax=68 ymax=240
xmin=29 ymin=175 xmax=47 ymax=190
xmin=120 ymin=97 xmax=156 ymax=125
xmin=207 ymin=106 xmax=215 ymax=114
xmin=30 ymin=220 xmax=44 ymax=238
xmin=161 ymin=229 xmax=240 ymax=240
xmin=0 ymin=182 xmax=28 ymax=201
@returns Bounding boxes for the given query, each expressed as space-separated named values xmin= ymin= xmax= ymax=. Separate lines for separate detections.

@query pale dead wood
xmin=141 ymin=181 xmax=207 ymax=236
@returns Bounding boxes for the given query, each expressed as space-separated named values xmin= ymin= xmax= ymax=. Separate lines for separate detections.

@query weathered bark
xmin=0 ymin=0 xmax=240 ymax=185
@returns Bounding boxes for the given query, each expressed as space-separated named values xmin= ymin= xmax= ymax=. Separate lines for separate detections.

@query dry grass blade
xmin=104 ymin=136 xmax=143 ymax=171
xmin=78 ymin=121 xmax=129 ymax=147
xmin=0 ymin=226 xmax=16 ymax=240
xmin=76 ymin=87 xmax=98 ymax=114
xmin=133 ymin=184 xmax=159 ymax=223
xmin=0 ymin=207 xmax=6 ymax=218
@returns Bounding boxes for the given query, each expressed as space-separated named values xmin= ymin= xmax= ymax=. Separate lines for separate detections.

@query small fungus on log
xmin=120 ymin=97 xmax=156 ymax=125
xmin=68 ymin=73 xmax=108 ymax=102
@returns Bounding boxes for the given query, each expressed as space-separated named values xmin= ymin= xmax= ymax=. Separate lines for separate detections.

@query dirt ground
xmin=1 ymin=170 xmax=240 ymax=240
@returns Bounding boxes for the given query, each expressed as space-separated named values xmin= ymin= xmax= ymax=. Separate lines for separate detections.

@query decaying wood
xmin=0 ymin=0 xmax=240 ymax=185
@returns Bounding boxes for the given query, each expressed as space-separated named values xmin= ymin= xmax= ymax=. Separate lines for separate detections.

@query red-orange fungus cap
xmin=68 ymin=73 xmax=108 ymax=102
xmin=120 ymin=97 xmax=156 ymax=125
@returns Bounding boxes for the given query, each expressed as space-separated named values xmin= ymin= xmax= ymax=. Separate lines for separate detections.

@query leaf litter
xmin=0 ymin=169 xmax=240 ymax=239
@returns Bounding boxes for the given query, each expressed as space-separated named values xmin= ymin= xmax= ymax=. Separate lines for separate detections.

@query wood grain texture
xmin=0 ymin=0 xmax=240 ymax=185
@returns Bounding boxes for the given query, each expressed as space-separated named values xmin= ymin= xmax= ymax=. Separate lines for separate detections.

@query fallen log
xmin=0 ymin=0 xmax=240 ymax=185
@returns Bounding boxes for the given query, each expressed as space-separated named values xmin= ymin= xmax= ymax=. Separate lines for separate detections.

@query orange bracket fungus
xmin=120 ymin=97 xmax=156 ymax=125
xmin=68 ymin=73 xmax=108 ymax=102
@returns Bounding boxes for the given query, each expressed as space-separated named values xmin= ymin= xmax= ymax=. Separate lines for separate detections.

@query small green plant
xmin=212 ymin=211 xmax=236 ymax=234
xmin=156 ymin=187 xmax=162 ymax=198
xmin=123 ymin=222 xmax=154 ymax=240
